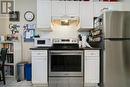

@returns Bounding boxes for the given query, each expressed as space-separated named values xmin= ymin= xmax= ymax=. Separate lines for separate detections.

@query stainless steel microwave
xmin=34 ymin=38 xmax=52 ymax=47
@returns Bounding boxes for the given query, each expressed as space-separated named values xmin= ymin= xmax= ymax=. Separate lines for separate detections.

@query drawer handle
xmin=37 ymin=53 xmax=43 ymax=55
xmin=90 ymin=53 xmax=95 ymax=55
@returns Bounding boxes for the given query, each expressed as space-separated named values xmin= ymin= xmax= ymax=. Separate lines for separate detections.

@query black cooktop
xmin=50 ymin=44 xmax=79 ymax=49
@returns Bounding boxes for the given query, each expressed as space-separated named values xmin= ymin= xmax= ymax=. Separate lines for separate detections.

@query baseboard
xmin=84 ymin=83 xmax=99 ymax=87
xmin=32 ymin=84 xmax=48 ymax=87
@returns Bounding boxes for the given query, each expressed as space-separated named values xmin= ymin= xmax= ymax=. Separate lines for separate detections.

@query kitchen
xmin=0 ymin=0 xmax=130 ymax=87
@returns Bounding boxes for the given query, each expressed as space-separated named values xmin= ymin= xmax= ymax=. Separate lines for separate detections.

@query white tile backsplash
xmin=39 ymin=26 xmax=79 ymax=39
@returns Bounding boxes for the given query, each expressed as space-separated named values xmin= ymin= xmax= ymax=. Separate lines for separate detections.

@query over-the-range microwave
xmin=34 ymin=38 xmax=52 ymax=47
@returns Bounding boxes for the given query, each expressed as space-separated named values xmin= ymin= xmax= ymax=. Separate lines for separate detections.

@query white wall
xmin=14 ymin=0 xmax=37 ymax=62
xmin=122 ymin=0 xmax=130 ymax=11
xmin=0 ymin=0 xmax=14 ymax=35
xmin=0 ymin=0 xmax=36 ymax=62
xmin=39 ymin=27 xmax=79 ymax=39
xmin=0 ymin=17 xmax=9 ymax=35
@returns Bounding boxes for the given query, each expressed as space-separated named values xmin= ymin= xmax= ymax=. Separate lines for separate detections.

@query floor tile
xmin=0 ymin=77 xmax=32 ymax=87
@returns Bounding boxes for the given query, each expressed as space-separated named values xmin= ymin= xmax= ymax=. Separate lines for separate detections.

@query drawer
xmin=32 ymin=56 xmax=47 ymax=60
xmin=85 ymin=56 xmax=99 ymax=60
xmin=31 ymin=50 xmax=47 ymax=57
xmin=84 ymin=50 xmax=99 ymax=57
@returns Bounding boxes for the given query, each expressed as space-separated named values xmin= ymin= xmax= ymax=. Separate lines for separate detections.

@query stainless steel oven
xmin=49 ymin=50 xmax=83 ymax=77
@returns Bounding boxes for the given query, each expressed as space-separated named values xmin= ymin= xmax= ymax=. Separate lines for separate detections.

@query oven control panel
xmin=53 ymin=38 xmax=78 ymax=44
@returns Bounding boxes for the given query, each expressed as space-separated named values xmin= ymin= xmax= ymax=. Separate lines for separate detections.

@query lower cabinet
xmin=84 ymin=50 xmax=100 ymax=86
xmin=31 ymin=49 xmax=100 ymax=87
xmin=31 ymin=50 xmax=48 ymax=86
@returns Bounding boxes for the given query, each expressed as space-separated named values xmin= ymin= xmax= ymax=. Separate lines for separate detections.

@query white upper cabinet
xmin=37 ymin=0 xmax=123 ymax=29
xmin=122 ymin=2 xmax=130 ymax=11
xmin=80 ymin=2 xmax=93 ymax=28
xmin=52 ymin=1 xmax=80 ymax=17
xmin=52 ymin=1 xmax=65 ymax=16
xmin=37 ymin=0 xmax=51 ymax=28
xmin=109 ymin=2 xmax=123 ymax=11
xmin=66 ymin=1 xmax=80 ymax=16
xmin=94 ymin=2 xmax=123 ymax=17
xmin=94 ymin=2 xmax=110 ymax=17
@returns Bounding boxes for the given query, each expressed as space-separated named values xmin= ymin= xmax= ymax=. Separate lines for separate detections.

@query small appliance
xmin=34 ymin=38 xmax=52 ymax=47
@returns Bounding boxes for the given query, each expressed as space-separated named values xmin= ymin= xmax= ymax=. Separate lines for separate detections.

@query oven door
xmin=49 ymin=50 xmax=83 ymax=76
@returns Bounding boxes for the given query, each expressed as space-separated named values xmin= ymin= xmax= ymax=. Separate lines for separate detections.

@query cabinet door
xmin=122 ymin=2 xmax=130 ymax=11
xmin=80 ymin=2 xmax=93 ymax=28
xmin=94 ymin=2 xmax=110 ymax=17
xmin=94 ymin=2 xmax=122 ymax=17
xmin=66 ymin=1 xmax=80 ymax=16
xmin=37 ymin=0 xmax=51 ymax=28
xmin=52 ymin=1 xmax=65 ymax=16
xmin=108 ymin=2 xmax=122 ymax=11
xmin=85 ymin=58 xmax=99 ymax=83
xmin=32 ymin=56 xmax=47 ymax=84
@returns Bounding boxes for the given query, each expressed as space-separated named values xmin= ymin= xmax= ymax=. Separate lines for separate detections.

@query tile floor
xmin=0 ymin=78 xmax=32 ymax=87
xmin=0 ymin=78 xmax=101 ymax=87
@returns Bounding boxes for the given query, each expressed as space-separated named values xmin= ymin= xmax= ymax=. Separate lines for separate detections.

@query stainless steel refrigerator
xmin=103 ymin=11 xmax=130 ymax=87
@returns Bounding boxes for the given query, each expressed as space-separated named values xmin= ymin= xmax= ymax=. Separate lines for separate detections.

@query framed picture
xmin=1 ymin=1 xmax=14 ymax=14
xmin=9 ymin=11 xmax=20 ymax=21
xmin=23 ymin=29 xmax=35 ymax=42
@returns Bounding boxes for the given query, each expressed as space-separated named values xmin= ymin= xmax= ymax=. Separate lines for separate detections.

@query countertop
xmin=30 ymin=47 xmax=101 ymax=50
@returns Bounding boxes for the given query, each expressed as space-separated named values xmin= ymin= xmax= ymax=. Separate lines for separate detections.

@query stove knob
xmin=72 ymin=40 xmax=76 ymax=42
xmin=55 ymin=39 xmax=59 ymax=42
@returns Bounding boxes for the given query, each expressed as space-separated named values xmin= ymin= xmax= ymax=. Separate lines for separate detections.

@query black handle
xmin=104 ymin=38 xmax=130 ymax=41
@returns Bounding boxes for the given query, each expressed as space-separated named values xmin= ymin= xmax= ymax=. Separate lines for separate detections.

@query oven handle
xmin=49 ymin=51 xmax=83 ymax=55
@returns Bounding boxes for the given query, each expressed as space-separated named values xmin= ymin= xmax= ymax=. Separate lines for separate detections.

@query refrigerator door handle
xmin=104 ymin=38 xmax=130 ymax=41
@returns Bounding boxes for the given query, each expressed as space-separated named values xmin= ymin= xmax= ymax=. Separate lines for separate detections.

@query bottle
xmin=0 ymin=35 xmax=5 ymax=41
xmin=82 ymin=35 xmax=87 ymax=48
xmin=79 ymin=41 xmax=82 ymax=48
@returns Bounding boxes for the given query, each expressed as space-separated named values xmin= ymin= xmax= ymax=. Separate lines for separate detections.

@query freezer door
xmin=104 ymin=11 xmax=130 ymax=38
xmin=104 ymin=40 xmax=130 ymax=87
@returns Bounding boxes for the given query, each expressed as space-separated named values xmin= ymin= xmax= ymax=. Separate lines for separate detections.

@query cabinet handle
xmin=91 ymin=53 xmax=94 ymax=55
xmin=37 ymin=53 xmax=42 ymax=55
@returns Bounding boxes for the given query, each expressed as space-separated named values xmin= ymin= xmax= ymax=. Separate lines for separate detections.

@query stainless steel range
xmin=48 ymin=38 xmax=84 ymax=87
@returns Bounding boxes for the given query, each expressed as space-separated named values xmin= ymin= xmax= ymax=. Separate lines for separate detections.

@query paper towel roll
xmin=82 ymin=36 xmax=86 ymax=48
